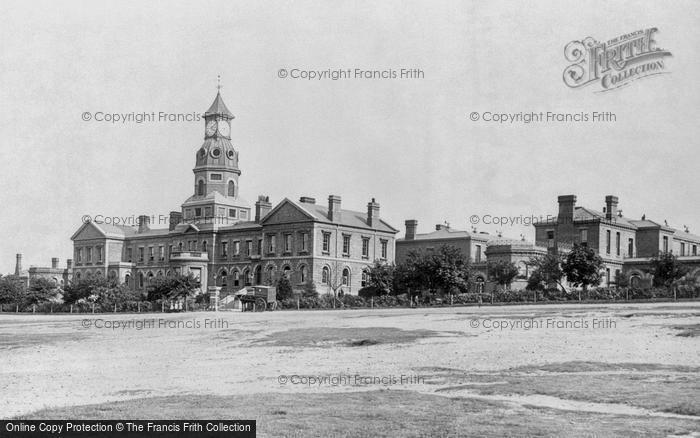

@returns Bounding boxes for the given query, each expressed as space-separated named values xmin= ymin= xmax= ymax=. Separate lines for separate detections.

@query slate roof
xmin=204 ymin=91 xmax=234 ymax=118
xmin=268 ymin=199 xmax=398 ymax=233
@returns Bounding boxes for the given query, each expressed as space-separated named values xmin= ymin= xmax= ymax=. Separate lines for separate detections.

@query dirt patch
xmin=673 ymin=324 xmax=700 ymax=337
xmin=257 ymin=326 xmax=441 ymax=348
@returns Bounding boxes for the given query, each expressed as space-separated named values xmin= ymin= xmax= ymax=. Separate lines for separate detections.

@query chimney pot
xmin=605 ymin=195 xmax=619 ymax=220
xmin=137 ymin=215 xmax=151 ymax=233
xmin=255 ymin=195 xmax=273 ymax=223
xmin=405 ymin=219 xmax=418 ymax=240
xmin=67 ymin=259 xmax=73 ymax=269
xmin=328 ymin=195 xmax=342 ymax=222
xmin=299 ymin=196 xmax=316 ymax=204
xmin=51 ymin=258 xmax=59 ymax=269
xmin=367 ymin=198 xmax=380 ymax=227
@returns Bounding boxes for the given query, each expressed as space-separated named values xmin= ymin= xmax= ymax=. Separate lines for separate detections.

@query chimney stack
xmin=137 ymin=215 xmax=150 ymax=233
xmin=255 ymin=195 xmax=272 ymax=222
xmin=367 ymin=198 xmax=380 ymax=227
xmin=605 ymin=195 xmax=619 ymax=220
xmin=299 ymin=196 xmax=316 ymax=204
xmin=405 ymin=220 xmax=418 ymax=240
xmin=51 ymin=257 xmax=59 ymax=269
xmin=328 ymin=195 xmax=342 ymax=222
xmin=169 ymin=211 xmax=183 ymax=231
xmin=15 ymin=253 xmax=22 ymax=276
xmin=67 ymin=259 xmax=73 ymax=270
xmin=557 ymin=195 xmax=577 ymax=245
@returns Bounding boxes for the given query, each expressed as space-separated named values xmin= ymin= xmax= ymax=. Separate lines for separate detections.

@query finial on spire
xmin=216 ymin=75 xmax=222 ymax=92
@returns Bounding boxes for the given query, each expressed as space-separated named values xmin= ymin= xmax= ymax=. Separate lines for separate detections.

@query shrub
xmin=358 ymin=286 xmax=382 ymax=298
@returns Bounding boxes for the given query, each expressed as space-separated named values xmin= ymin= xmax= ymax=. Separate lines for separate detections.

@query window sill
xmin=342 ymin=254 xmax=350 ymax=258
xmin=322 ymin=252 xmax=330 ymax=256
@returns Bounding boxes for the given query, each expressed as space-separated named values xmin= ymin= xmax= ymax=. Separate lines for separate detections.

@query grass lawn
xmin=24 ymin=390 xmax=700 ymax=438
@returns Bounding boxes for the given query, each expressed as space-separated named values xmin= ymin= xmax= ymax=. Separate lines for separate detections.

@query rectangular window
xmin=606 ymin=230 xmax=611 ymax=254
xmin=221 ymin=241 xmax=228 ymax=257
xmin=229 ymin=209 xmax=237 ymax=218
xmin=362 ymin=237 xmax=370 ymax=258
xmin=628 ymin=239 xmax=634 ymax=258
xmin=681 ymin=242 xmax=686 ymax=256
xmin=210 ymin=173 xmax=222 ymax=181
xmin=693 ymin=245 xmax=698 ymax=256
xmin=284 ymin=234 xmax=292 ymax=253
xmin=257 ymin=238 xmax=262 ymax=255
xmin=185 ymin=209 xmax=193 ymax=219
xmin=168 ymin=245 xmax=173 ymax=259
xmin=268 ymin=235 xmax=276 ymax=254
xmin=126 ymin=247 xmax=132 ymax=262
xmin=233 ymin=241 xmax=240 ymax=255
xmin=322 ymin=232 xmax=331 ymax=253
xmin=77 ymin=248 xmax=82 ymax=263
xmin=97 ymin=246 xmax=103 ymax=262
xmin=380 ymin=239 xmax=388 ymax=259
xmin=301 ymin=233 xmax=308 ymax=252
xmin=246 ymin=240 xmax=252 ymax=256
xmin=86 ymin=247 xmax=92 ymax=262
xmin=616 ymin=232 xmax=620 ymax=256
xmin=218 ymin=207 xmax=225 ymax=217
xmin=240 ymin=210 xmax=248 ymax=219
xmin=580 ymin=229 xmax=588 ymax=244
xmin=149 ymin=247 xmax=154 ymax=261
xmin=663 ymin=236 xmax=669 ymax=253
xmin=158 ymin=246 xmax=164 ymax=261
xmin=138 ymin=247 xmax=144 ymax=262
xmin=475 ymin=245 xmax=482 ymax=263
xmin=606 ymin=268 xmax=611 ymax=285
xmin=342 ymin=235 xmax=351 ymax=255
xmin=195 ymin=208 xmax=202 ymax=217
xmin=204 ymin=207 xmax=212 ymax=217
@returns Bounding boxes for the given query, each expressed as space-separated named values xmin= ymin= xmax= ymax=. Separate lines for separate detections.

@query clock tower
xmin=181 ymin=85 xmax=252 ymax=224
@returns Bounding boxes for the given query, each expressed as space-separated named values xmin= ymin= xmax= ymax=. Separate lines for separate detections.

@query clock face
xmin=217 ymin=119 xmax=230 ymax=137
xmin=205 ymin=120 xmax=217 ymax=137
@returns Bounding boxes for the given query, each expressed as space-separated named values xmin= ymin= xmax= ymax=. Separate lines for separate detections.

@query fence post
xmin=185 ymin=300 xmax=188 ymax=312
xmin=92 ymin=303 xmax=95 ymax=314
xmin=16 ymin=304 xmax=19 ymax=313
xmin=161 ymin=301 xmax=164 ymax=313
xmin=50 ymin=304 xmax=53 ymax=313
xmin=297 ymin=298 xmax=300 ymax=310
xmin=450 ymin=294 xmax=453 ymax=306
xmin=70 ymin=304 xmax=73 ymax=314
xmin=114 ymin=303 xmax=117 ymax=313
xmin=33 ymin=304 xmax=36 ymax=313
xmin=371 ymin=297 xmax=374 ymax=309
xmin=138 ymin=302 xmax=140 ymax=313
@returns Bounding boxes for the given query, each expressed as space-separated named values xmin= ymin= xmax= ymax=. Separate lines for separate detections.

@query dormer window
xmin=211 ymin=148 xmax=221 ymax=158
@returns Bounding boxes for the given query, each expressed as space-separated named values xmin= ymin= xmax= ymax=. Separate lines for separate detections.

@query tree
xmin=25 ymin=278 xmax=59 ymax=306
xmin=302 ymin=281 xmax=318 ymax=298
xmin=147 ymin=274 xmax=201 ymax=301
xmin=488 ymin=260 xmax=520 ymax=292
xmin=526 ymin=253 xmax=566 ymax=292
xmin=650 ymin=252 xmax=688 ymax=297
xmin=561 ymin=244 xmax=604 ymax=297
xmin=394 ymin=245 xmax=471 ymax=295
xmin=63 ymin=277 xmax=109 ymax=304
xmin=614 ymin=270 xmax=629 ymax=289
xmin=276 ymin=275 xmax=294 ymax=300
xmin=366 ymin=261 xmax=395 ymax=295
xmin=0 ymin=276 xmax=25 ymax=306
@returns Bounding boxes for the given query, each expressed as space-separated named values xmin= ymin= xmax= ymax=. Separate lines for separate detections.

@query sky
xmin=0 ymin=0 xmax=699 ymax=273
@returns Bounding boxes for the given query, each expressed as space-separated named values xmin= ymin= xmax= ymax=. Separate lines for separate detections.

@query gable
xmin=71 ymin=222 xmax=106 ymax=241
xmin=262 ymin=199 xmax=315 ymax=225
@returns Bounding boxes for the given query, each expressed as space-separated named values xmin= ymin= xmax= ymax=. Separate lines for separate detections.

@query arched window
xmin=178 ymin=242 xmax=183 ymax=251
xmin=361 ymin=270 xmax=369 ymax=287
xmin=147 ymin=272 xmax=154 ymax=285
xmin=76 ymin=272 xmax=81 ymax=281
xmin=267 ymin=266 xmax=275 ymax=284
xmin=124 ymin=274 xmax=131 ymax=286
xmin=138 ymin=272 xmax=144 ymax=288
xmin=233 ymin=271 xmax=240 ymax=287
xmin=254 ymin=266 xmax=262 ymax=285
xmin=244 ymin=269 xmax=252 ymax=286
xmin=202 ymin=241 xmax=207 ymax=252
xmin=322 ymin=266 xmax=330 ymax=284
xmin=342 ymin=268 xmax=350 ymax=286
xmin=220 ymin=270 xmax=228 ymax=287
xmin=197 ymin=179 xmax=205 ymax=196
xmin=228 ymin=180 xmax=235 ymax=197
xmin=300 ymin=266 xmax=307 ymax=283
xmin=283 ymin=266 xmax=291 ymax=279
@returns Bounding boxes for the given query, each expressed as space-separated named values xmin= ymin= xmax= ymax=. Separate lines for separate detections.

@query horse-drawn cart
xmin=234 ymin=286 xmax=278 ymax=312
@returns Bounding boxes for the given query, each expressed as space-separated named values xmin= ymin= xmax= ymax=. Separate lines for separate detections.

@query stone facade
xmin=69 ymin=91 xmax=398 ymax=297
